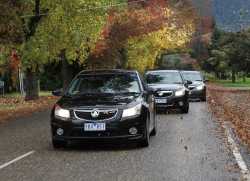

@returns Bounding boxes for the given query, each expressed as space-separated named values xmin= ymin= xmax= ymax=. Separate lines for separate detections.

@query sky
xmin=191 ymin=0 xmax=250 ymax=32
xmin=212 ymin=0 xmax=250 ymax=32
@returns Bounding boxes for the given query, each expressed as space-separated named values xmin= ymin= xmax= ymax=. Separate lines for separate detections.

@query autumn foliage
xmin=0 ymin=95 xmax=58 ymax=123
xmin=88 ymin=0 xmax=197 ymax=71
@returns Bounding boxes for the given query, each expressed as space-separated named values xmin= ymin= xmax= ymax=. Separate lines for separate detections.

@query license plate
xmin=84 ymin=123 xmax=106 ymax=131
xmin=155 ymin=99 xmax=167 ymax=104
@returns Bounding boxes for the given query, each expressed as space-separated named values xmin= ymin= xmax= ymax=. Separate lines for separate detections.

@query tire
xmin=150 ymin=115 xmax=157 ymax=136
xmin=139 ymin=119 xmax=150 ymax=147
xmin=201 ymin=96 xmax=206 ymax=102
xmin=151 ymin=127 xmax=157 ymax=136
xmin=156 ymin=108 xmax=165 ymax=114
xmin=181 ymin=102 xmax=189 ymax=114
xmin=52 ymin=139 xmax=66 ymax=149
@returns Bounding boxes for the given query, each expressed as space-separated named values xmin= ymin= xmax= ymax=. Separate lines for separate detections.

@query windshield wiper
xmin=68 ymin=92 xmax=115 ymax=97
xmin=119 ymin=92 xmax=141 ymax=95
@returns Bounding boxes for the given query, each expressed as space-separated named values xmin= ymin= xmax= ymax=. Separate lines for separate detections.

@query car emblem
xmin=91 ymin=110 xmax=100 ymax=118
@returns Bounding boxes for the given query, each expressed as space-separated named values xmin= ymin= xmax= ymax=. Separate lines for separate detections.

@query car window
xmin=146 ymin=72 xmax=183 ymax=84
xmin=67 ymin=74 xmax=141 ymax=95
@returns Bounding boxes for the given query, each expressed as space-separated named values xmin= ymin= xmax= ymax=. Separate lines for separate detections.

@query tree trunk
xmin=215 ymin=72 xmax=220 ymax=79
xmin=232 ymin=70 xmax=236 ymax=83
xmin=25 ymin=69 xmax=39 ymax=101
xmin=60 ymin=50 xmax=73 ymax=91
xmin=23 ymin=0 xmax=40 ymax=101
xmin=117 ymin=48 xmax=128 ymax=69
xmin=242 ymin=72 xmax=246 ymax=83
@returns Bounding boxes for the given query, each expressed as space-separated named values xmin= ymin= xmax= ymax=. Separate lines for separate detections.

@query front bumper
xmin=155 ymin=96 xmax=187 ymax=108
xmin=51 ymin=116 xmax=145 ymax=142
xmin=189 ymin=89 xmax=206 ymax=99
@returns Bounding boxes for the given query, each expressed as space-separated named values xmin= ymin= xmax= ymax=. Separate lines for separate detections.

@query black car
xmin=145 ymin=70 xmax=190 ymax=113
xmin=181 ymin=71 xmax=207 ymax=101
xmin=51 ymin=69 xmax=157 ymax=148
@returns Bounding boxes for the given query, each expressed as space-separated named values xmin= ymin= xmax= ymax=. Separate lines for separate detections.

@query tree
xmin=87 ymin=0 xmax=196 ymax=72
xmin=205 ymin=27 xmax=250 ymax=82
xmin=20 ymin=0 xmax=123 ymax=99
xmin=0 ymin=0 xmax=25 ymax=45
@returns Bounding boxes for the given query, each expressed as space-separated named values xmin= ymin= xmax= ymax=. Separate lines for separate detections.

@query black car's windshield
xmin=182 ymin=72 xmax=203 ymax=82
xmin=146 ymin=72 xmax=183 ymax=84
xmin=67 ymin=74 xmax=141 ymax=95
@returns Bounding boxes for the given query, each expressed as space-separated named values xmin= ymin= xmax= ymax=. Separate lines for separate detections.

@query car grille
xmin=155 ymin=91 xmax=173 ymax=97
xmin=74 ymin=109 xmax=118 ymax=121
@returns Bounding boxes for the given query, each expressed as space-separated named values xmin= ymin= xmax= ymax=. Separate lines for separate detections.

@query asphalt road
xmin=0 ymin=103 xmax=241 ymax=181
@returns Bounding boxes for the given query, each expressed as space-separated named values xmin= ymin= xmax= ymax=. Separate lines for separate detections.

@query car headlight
xmin=54 ymin=105 xmax=70 ymax=120
xmin=196 ymin=85 xmax=204 ymax=90
xmin=175 ymin=88 xmax=185 ymax=97
xmin=122 ymin=104 xmax=142 ymax=118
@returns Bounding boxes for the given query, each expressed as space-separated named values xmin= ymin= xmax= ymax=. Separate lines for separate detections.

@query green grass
xmin=215 ymin=78 xmax=250 ymax=88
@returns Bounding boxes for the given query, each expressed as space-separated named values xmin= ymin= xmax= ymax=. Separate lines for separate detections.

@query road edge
xmin=222 ymin=122 xmax=250 ymax=181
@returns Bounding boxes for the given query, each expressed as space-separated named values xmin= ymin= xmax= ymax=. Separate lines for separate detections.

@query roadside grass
xmin=214 ymin=78 xmax=250 ymax=88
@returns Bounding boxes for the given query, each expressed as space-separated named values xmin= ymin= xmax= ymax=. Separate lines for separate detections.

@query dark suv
xmin=145 ymin=70 xmax=191 ymax=113
xmin=51 ymin=70 xmax=157 ymax=148
xmin=181 ymin=71 xmax=207 ymax=101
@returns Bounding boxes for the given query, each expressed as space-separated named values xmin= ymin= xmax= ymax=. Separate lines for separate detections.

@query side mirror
xmin=52 ymin=89 xmax=63 ymax=97
xmin=204 ymin=79 xmax=209 ymax=83
xmin=146 ymin=87 xmax=156 ymax=94
xmin=185 ymin=80 xmax=193 ymax=85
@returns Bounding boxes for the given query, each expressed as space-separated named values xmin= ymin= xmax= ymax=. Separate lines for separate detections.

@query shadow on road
xmin=156 ymin=101 xmax=205 ymax=115
xmin=47 ymin=141 xmax=146 ymax=152
xmin=156 ymin=109 xmax=182 ymax=115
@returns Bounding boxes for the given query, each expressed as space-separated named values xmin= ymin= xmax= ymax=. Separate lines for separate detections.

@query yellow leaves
xmin=126 ymin=6 xmax=195 ymax=73
xmin=21 ymin=0 xmax=119 ymax=67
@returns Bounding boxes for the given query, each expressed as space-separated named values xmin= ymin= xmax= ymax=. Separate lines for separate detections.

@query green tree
xmin=20 ymin=0 xmax=123 ymax=99
xmin=205 ymin=27 xmax=250 ymax=82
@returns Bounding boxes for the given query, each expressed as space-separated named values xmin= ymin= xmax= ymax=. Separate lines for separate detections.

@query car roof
xmin=78 ymin=69 xmax=138 ymax=75
xmin=146 ymin=70 xmax=180 ymax=74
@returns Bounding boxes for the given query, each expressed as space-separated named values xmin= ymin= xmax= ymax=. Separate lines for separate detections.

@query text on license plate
xmin=155 ymin=99 xmax=167 ymax=104
xmin=84 ymin=123 xmax=106 ymax=131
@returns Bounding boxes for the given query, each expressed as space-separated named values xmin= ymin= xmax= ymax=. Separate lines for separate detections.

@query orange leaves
xmin=90 ymin=0 xmax=173 ymax=66
xmin=208 ymin=84 xmax=250 ymax=149
xmin=0 ymin=96 xmax=58 ymax=123
xmin=9 ymin=50 xmax=20 ymax=71
xmin=88 ymin=0 xmax=197 ymax=70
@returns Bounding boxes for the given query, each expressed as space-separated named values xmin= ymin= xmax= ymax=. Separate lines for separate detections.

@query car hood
xmin=148 ymin=84 xmax=184 ymax=91
xmin=189 ymin=81 xmax=204 ymax=87
xmin=57 ymin=94 xmax=140 ymax=109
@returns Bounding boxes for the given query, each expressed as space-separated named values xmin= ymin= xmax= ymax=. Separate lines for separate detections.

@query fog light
xmin=56 ymin=128 xmax=64 ymax=136
xmin=179 ymin=101 xmax=184 ymax=106
xmin=129 ymin=127 xmax=138 ymax=135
